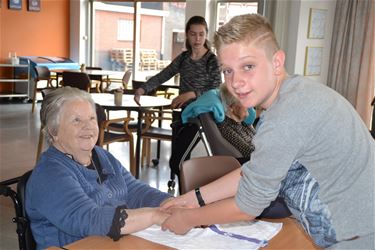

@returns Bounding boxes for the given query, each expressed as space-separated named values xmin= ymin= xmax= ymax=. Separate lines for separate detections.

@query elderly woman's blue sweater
xmin=26 ymin=146 xmax=171 ymax=250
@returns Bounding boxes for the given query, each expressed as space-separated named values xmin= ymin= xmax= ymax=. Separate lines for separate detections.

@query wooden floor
xmin=0 ymin=98 xmax=206 ymax=249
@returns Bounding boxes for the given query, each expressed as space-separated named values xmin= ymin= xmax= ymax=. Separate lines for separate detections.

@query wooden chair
xmin=105 ymin=69 xmax=132 ymax=92
xmin=62 ymin=71 xmax=91 ymax=92
xmin=179 ymin=155 xmax=240 ymax=194
xmin=31 ymin=66 xmax=54 ymax=113
xmin=96 ymin=104 xmax=136 ymax=175
xmin=141 ymin=110 xmax=172 ymax=167
xmin=131 ymin=80 xmax=173 ymax=166
xmin=86 ymin=66 xmax=103 ymax=92
xmin=179 ymin=155 xmax=292 ymax=218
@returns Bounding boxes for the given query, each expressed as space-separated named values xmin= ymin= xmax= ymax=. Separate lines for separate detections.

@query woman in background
xmin=134 ymin=16 xmax=222 ymax=186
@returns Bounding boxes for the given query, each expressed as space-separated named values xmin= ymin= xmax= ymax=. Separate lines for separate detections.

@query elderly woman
xmin=218 ymin=84 xmax=256 ymax=158
xmin=26 ymin=87 xmax=172 ymax=250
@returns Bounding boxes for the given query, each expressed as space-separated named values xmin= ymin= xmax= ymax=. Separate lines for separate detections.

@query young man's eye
xmin=244 ymin=65 xmax=255 ymax=71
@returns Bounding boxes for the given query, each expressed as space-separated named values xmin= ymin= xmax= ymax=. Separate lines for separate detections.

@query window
xmin=90 ymin=1 xmax=186 ymax=82
xmin=216 ymin=1 xmax=260 ymax=29
xmin=117 ymin=19 xmax=133 ymax=41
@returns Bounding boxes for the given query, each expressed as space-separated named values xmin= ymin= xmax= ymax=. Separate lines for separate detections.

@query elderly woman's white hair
xmin=219 ymin=83 xmax=241 ymax=113
xmin=40 ymin=86 xmax=96 ymax=145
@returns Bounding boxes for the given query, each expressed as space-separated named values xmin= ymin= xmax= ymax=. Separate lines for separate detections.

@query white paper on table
xmin=133 ymin=220 xmax=282 ymax=250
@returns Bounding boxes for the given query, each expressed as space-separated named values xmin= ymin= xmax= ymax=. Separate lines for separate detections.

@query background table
xmin=51 ymin=69 xmax=123 ymax=89
xmin=56 ymin=218 xmax=319 ymax=249
xmin=91 ymin=93 xmax=171 ymax=178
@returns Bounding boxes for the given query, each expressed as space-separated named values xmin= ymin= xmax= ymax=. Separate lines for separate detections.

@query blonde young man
xmin=161 ymin=14 xmax=375 ymax=249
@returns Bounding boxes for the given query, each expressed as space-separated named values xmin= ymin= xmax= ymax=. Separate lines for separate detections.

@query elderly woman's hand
xmin=161 ymin=207 xmax=195 ymax=235
xmin=160 ymin=190 xmax=199 ymax=211
xmin=153 ymin=209 xmax=171 ymax=226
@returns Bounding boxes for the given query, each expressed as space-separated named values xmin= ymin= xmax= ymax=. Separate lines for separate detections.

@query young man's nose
xmin=231 ymin=72 xmax=245 ymax=89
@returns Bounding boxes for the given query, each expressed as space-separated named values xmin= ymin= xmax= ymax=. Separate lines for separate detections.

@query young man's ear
xmin=272 ymin=50 xmax=285 ymax=75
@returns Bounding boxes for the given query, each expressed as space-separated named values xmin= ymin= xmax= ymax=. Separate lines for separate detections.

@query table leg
xmin=135 ymin=109 xmax=142 ymax=178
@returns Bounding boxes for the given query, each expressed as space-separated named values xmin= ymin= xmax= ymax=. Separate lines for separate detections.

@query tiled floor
xmin=0 ymin=98 xmax=205 ymax=249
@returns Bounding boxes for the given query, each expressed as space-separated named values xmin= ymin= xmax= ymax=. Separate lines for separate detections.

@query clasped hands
xmin=157 ymin=191 xmax=201 ymax=235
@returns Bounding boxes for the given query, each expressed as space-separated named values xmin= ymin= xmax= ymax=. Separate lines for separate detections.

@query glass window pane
xmin=216 ymin=2 xmax=258 ymax=29
xmin=91 ymin=1 xmax=186 ymax=83
xmin=92 ymin=1 xmax=135 ymax=71
xmin=137 ymin=2 xmax=186 ymax=81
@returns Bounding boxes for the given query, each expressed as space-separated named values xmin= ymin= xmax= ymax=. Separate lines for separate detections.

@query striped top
xmin=142 ymin=50 xmax=222 ymax=97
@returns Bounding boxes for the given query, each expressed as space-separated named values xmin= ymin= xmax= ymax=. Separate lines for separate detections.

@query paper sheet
xmin=134 ymin=220 xmax=282 ymax=250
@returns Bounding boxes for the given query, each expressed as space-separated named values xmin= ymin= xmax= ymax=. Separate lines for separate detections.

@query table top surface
xmin=47 ymin=218 xmax=319 ymax=250
xmin=51 ymin=69 xmax=123 ymax=76
xmin=91 ymin=93 xmax=172 ymax=109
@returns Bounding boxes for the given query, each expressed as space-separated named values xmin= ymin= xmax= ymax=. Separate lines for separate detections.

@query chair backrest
xmin=86 ymin=66 xmax=102 ymax=70
xmin=34 ymin=66 xmax=51 ymax=81
xmin=198 ymin=112 xmax=243 ymax=158
xmin=86 ymin=66 xmax=102 ymax=81
xmin=95 ymin=103 xmax=107 ymax=146
xmin=62 ymin=71 xmax=91 ymax=92
xmin=122 ymin=69 xmax=132 ymax=89
xmin=180 ymin=155 xmax=241 ymax=194
xmin=16 ymin=170 xmax=36 ymax=250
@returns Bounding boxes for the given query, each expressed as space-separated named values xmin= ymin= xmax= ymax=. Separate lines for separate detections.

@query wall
xmin=0 ymin=0 xmax=70 ymax=61
xmin=285 ymin=0 xmax=336 ymax=84
xmin=0 ymin=0 xmax=70 ymax=92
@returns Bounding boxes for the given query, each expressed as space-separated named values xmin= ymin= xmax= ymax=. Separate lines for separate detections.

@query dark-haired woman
xmin=134 ymin=16 xmax=222 ymax=179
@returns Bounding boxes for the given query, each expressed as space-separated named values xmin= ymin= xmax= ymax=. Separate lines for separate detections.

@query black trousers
xmin=169 ymin=110 xmax=200 ymax=180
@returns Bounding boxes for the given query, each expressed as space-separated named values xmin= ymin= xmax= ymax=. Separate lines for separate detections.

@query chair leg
xmin=36 ymin=126 xmax=44 ymax=163
xmin=96 ymin=82 xmax=101 ymax=93
xmin=31 ymin=81 xmax=38 ymax=113
xmin=141 ymin=139 xmax=147 ymax=166
xmin=129 ymin=138 xmax=136 ymax=176
xmin=146 ymin=139 xmax=151 ymax=167
xmin=47 ymin=79 xmax=53 ymax=88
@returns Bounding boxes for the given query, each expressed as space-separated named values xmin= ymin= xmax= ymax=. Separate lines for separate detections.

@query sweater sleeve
xmin=120 ymin=164 xmax=172 ymax=208
xmin=195 ymin=53 xmax=222 ymax=97
xmin=141 ymin=54 xmax=183 ymax=94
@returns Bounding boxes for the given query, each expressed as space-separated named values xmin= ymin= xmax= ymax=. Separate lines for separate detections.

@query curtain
xmin=327 ymin=0 xmax=375 ymax=128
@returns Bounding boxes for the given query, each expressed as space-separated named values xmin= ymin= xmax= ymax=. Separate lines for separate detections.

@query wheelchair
xmin=0 ymin=170 xmax=36 ymax=250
